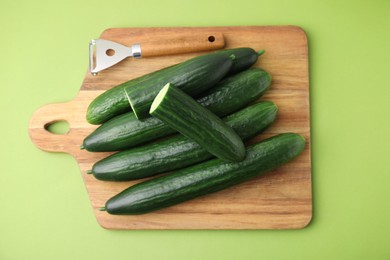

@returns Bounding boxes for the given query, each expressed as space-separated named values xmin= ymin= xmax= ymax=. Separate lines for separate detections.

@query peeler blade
xmin=89 ymin=39 xmax=138 ymax=75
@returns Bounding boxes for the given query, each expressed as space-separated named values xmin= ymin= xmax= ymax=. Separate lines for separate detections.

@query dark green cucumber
xmin=196 ymin=68 xmax=271 ymax=117
xmin=87 ymin=48 xmax=263 ymax=124
xmin=101 ymin=133 xmax=306 ymax=215
xmin=125 ymin=53 xmax=233 ymax=120
xmin=216 ymin=48 xmax=264 ymax=75
xmin=90 ymin=102 xmax=277 ymax=181
xmin=150 ymin=83 xmax=245 ymax=162
xmin=82 ymin=68 xmax=272 ymax=152
xmin=86 ymin=75 xmax=146 ymax=125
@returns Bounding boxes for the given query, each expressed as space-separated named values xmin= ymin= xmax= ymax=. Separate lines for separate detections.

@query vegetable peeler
xmin=89 ymin=33 xmax=225 ymax=75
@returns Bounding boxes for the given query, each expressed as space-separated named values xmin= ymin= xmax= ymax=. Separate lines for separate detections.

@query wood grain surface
xmin=29 ymin=26 xmax=312 ymax=230
xmin=140 ymin=32 xmax=225 ymax=57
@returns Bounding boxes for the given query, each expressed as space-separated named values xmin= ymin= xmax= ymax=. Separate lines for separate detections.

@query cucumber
xmin=217 ymin=48 xmax=264 ymax=75
xmin=124 ymin=48 xmax=264 ymax=120
xmin=82 ymin=68 xmax=272 ymax=152
xmin=196 ymin=67 xmax=271 ymax=117
xmin=101 ymin=133 xmax=306 ymax=215
xmin=150 ymin=83 xmax=246 ymax=162
xmin=87 ymin=48 xmax=263 ymax=124
xmin=125 ymin=53 xmax=233 ymax=120
xmin=89 ymin=102 xmax=277 ymax=181
xmin=86 ymin=75 xmax=146 ymax=125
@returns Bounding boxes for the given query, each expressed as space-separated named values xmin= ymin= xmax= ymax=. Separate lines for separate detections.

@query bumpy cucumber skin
xmin=125 ymin=53 xmax=233 ymax=119
xmin=150 ymin=84 xmax=246 ymax=162
xmin=86 ymin=87 xmax=127 ymax=126
xmin=86 ymin=48 xmax=262 ymax=124
xmin=82 ymin=68 xmax=272 ymax=152
xmin=197 ymin=68 xmax=271 ymax=117
xmin=91 ymin=102 xmax=278 ymax=181
xmin=104 ymin=133 xmax=306 ymax=215
xmin=86 ymin=75 xmax=150 ymax=125
xmin=83 ymin=113 xmax=173 ymax=152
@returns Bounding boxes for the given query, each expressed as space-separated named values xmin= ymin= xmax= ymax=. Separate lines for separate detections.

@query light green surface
xmin=1 ymin=0 xmax=389 ymax=259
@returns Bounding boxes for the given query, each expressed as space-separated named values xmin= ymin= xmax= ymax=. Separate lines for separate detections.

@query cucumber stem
xmin=257 ymin=49 xmax=266 ymax=56
xmin=86 ymin=170 xmax=93 ymax=174
xmin=80 ymin=144 xmax=85 ymax=150
xmin=99 ymin=207 xmax=106 ymax=211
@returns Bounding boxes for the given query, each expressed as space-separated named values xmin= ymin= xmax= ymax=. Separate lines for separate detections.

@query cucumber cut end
xmin=150 ymin=83 xmax=171 ymax=114
xmin=124 ymin=89 xmax=137 ymax=117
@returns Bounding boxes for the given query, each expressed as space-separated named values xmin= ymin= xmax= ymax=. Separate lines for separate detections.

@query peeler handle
xmin=140 ymin=32 xmax=225 ymax=57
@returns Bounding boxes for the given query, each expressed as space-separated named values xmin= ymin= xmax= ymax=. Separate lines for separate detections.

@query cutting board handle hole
xmin=44 ymin=120 xmax=70 ymax=135
xmin=208 ymin=36 xmax=215 ymax=42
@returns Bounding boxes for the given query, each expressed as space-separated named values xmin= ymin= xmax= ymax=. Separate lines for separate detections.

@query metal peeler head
xmin=89 ymin=39 xmax=141 ymax=75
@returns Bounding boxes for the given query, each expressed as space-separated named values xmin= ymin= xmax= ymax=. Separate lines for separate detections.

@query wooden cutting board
xmin=29 ymin=26 xmax=311 ymax=230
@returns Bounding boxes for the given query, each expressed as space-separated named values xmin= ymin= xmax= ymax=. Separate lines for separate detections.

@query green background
xmin=1 ymin=0 xmax=389 ymax=259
